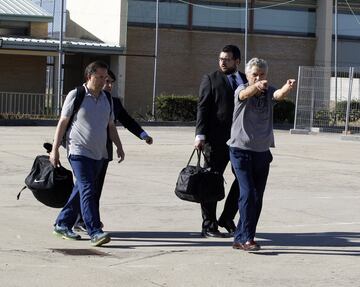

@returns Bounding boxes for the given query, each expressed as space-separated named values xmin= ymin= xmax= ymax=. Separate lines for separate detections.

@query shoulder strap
xmin=61 ymin=86 xmax=86 ymax=148
xmin=73 ymin=86 xmax=86 ymax=115
xmin=67 ymin=86 xmax=86 ymax=130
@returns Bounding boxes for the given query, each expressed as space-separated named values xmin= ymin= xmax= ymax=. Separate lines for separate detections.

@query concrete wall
xmin=65 ymin=0 xmax=128 ymax=104
xmin=0 ymin=54 xmax=46 ymax=93
xmin=124 ymin=27 xmax=316 ymax=116
xmin=66 ymin=0 xmax=127 ymax=45
xmin=315 ymin=0 xmax=333 ymax=66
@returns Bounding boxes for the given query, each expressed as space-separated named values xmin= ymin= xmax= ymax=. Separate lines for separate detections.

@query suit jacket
xmin=112 ymin=97 xmax=145 ymax=139
xmin=196 ymin=70 xmax=247 ymax=147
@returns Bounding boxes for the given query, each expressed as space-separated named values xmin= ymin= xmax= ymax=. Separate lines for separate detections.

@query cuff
xmin=140 ymin=131 xmax=149 ymax=140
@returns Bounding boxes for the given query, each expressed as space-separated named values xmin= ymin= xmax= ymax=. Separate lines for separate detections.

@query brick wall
xmin=30 ymin=22 xmax=48 ymax=38
xmin=125 ymin=27 xmax=316 ymax=116
xmin=0 ymin=54 xmax=47 ymax=93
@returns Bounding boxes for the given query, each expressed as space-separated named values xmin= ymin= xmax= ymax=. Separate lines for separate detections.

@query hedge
xmin=156 ymin=94 xmax=296 ymax=123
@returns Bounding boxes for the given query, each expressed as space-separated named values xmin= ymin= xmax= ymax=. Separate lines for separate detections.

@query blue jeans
xmin=229 ymin=147 xmax=272 ymax=244
xmin=56 ymin=155 xmax=106 ymax=237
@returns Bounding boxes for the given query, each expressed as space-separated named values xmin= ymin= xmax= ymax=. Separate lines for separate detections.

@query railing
xmin=0 ymin=91 xmax=57 ymax=117
xmin=293 ymin=66 xmax=360 ymax=135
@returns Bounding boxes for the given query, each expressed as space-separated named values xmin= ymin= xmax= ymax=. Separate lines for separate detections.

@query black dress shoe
xmin=201 ymin=229 xmax=226 ymax=238
xmin=218 ymin=220 xmax=236 ymax=236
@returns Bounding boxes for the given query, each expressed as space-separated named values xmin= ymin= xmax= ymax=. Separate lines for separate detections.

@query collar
xmin=83 ymin=83 xmax=104 ymax=99
xmin=226 ymin=71 xmax=239 ymax=79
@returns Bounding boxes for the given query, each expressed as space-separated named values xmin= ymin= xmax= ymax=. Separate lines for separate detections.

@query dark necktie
xmin=231 ymin=74 xmax=238 ymax=91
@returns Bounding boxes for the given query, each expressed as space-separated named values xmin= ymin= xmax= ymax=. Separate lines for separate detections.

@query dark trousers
xmin=95 ymin=160 xmax=109 ymax=208
xmin=200 ymin=144 xmax=239 ymax=230
xmin=56 ymin=155 xmax=106 ymax=237
xmin=229 ymin=147 xmax=272 ymax=243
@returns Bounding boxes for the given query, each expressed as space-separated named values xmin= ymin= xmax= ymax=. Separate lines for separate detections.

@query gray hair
xmin=245 ymin=58 xmax=268 ymax=74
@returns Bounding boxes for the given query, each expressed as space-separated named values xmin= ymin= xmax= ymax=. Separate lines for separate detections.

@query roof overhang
xmin=0 ymin=37 xmax=124 ymax=55
xmin=0 ymin=0 xmax=53 ymax=22
xmin=0 ymin=15 xmax=53 ymax=22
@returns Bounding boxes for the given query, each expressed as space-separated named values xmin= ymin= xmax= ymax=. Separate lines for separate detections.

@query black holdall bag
xmin=174 ymin=149 xmax=225 ymax=203
xmin=17 ymin=145 xmax=74 ymax=208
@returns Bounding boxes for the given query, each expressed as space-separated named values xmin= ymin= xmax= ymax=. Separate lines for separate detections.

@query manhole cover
xmin=50 ymin=248 xmax=110 ymax=256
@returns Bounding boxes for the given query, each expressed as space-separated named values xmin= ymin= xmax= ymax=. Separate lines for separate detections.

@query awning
xmin=0 ymin=36 xmax=124 ymax=55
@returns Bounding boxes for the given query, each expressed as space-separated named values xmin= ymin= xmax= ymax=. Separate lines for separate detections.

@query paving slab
xmin=0 ymin=126 xmax=359 ymax=287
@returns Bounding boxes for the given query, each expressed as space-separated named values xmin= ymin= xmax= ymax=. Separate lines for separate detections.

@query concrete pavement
xmin=0 ymin=126 xmax=359 ymax=287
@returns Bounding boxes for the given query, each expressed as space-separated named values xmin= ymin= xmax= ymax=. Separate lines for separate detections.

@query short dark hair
xmin=84 ymin=61 xmax=109 ymax=80
xmin=222 ymin=45 xmax=241 ymax=60
xmin=107 ymin=70 xmax=116 ymax=82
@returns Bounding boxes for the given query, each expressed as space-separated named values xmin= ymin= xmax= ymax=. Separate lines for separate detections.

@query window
xmin=192 ymin=3 xmax=245 ymax=31
xmin=128 ymin=0 xmax=188 ymax=27
xmin=336 ymin=12 xmax=360 ymax=38
xmin=254 ymin=8 xmax=316 ymax=36
xmin=128 ymin=0 xmax=317 ymax=36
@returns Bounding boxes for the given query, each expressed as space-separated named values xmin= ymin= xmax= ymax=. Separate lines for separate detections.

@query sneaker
xmin=91 ymin=232 xmax=111 ymax=247
xmin=73 ymin=221 xmax=87 ymax=232
xmin=73 ymin=221 xmax=104 ymax=232
xmin=53 ymin=225 xmax=81 ymax=240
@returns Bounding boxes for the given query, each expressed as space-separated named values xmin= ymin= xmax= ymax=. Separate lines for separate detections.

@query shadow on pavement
xmin=257 ymin=232 xmax=360 ymax=247
xmin=107 ymin=231 xmax=231 ymax=248
xmin=252 ymin=232 xmax=360 ymax=256
xmin=104 ymin=231 xmax=360 ymax=255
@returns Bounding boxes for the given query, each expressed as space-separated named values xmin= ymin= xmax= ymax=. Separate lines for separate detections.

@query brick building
xmin=124 ymin=0 xmax=360 ymax=116
xmin=1 ymin=0 xmax=360 ymax=117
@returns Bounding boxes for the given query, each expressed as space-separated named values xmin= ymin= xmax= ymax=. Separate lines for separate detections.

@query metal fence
xmin=294 ymin=66 xmax=360 ymax=134
xmin=0 ymin=91 xmax=56 ymax=117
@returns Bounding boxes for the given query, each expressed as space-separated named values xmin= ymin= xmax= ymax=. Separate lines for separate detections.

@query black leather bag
xmin=174 ymin=149 xmax=225 ymax=203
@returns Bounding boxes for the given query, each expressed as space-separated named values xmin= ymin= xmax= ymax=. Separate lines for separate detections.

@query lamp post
xmin=244 ymin=0 xmax=248 ymax=68
xmin=56 ymin=0 xmax=65 ymax=115
xmin=151 ymin=0 xmax=159 ymax=120
xmin=334 ymin=0 xmax=338 ymax=109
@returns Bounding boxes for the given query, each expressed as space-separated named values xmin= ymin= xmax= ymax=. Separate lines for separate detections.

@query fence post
xmin=293 ymin=66 xmax=301 ymax=130
xmin=310 ymin=69 xmax=315 ymax=130
xmin=344 ymin=67 xmax=354 ymax=134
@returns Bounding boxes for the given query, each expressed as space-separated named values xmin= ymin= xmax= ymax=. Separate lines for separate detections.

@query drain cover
xmin=50 ymin=248 xmax=110 ymax=256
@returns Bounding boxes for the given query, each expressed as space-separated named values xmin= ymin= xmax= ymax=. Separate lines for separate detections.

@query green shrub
xmin=314 ymin=109 xmax=332 ymax=126
xmin=155 ymin=95 xmax=296 ymax=123
xmin=0 ymin=113 xmax=58 ymax=120
xmin=273 ymin=100 xmax=295 ymax=123
xmin=335 ymin=100 xmax=360 ymax=122
xmin=314 ymin=100 xmax=360 ymax=125
xmin=155 ymin=94 xmax=198 ymax=121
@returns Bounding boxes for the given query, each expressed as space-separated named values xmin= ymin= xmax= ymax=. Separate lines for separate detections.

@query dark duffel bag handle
xmin=186 ymin=149 xmax=210 ymax=170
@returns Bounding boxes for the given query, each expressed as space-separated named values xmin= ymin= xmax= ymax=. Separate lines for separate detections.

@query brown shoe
xmin=232 ymin=242 xmax=244 ymax=250
xmin=232 ymin=240 xmax=261 ymax=251
xmin=243 ymin=240 xmax=261 ymax=251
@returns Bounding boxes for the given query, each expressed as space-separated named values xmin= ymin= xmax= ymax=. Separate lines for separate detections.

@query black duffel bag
xmin=175 ymin=149 xmax=225 ymax=203
xmin=17 ymin=153 xmax=73 ymax=208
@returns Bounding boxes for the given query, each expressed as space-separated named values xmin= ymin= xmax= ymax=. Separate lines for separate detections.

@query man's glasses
xmin=219 ymin=58 xmax=234 ymax=63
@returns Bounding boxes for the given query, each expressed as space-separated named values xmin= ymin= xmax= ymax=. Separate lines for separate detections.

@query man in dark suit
xmin=74 ymin=70 xmax=153 ymax=231
xmin=195 ymin=45 xmax=247 ymax=238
